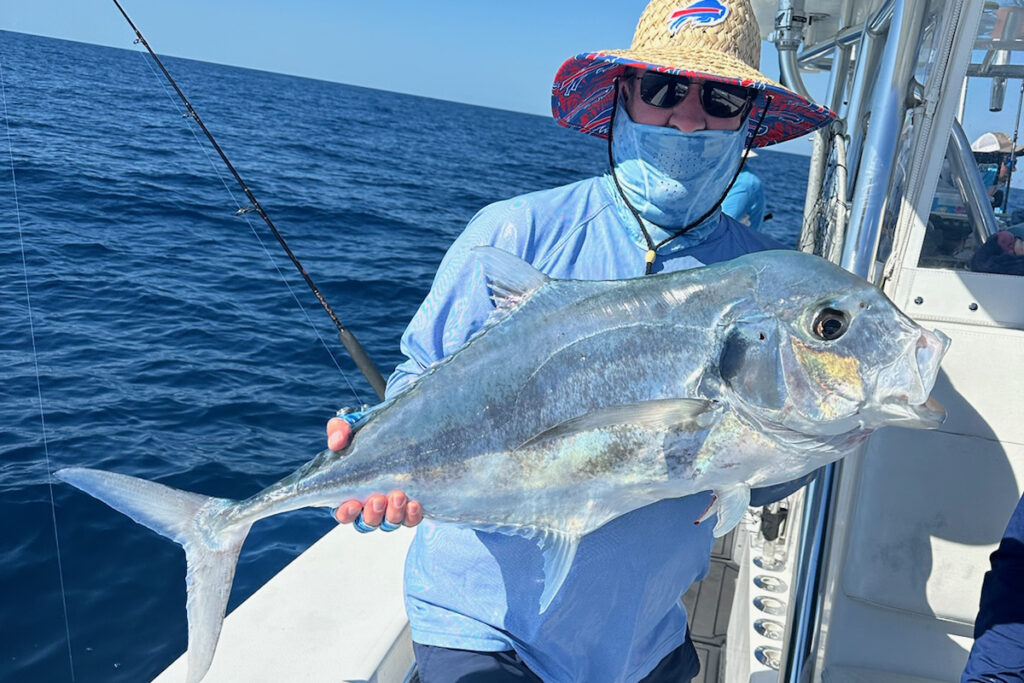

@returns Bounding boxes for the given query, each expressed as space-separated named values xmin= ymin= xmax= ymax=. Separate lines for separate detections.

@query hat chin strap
xmin=607 ymin=79 xmax=772 ymax=275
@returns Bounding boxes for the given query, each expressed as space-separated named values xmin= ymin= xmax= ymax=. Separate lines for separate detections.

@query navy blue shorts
xmin=413 ymin=635 xmax=700 ymax=682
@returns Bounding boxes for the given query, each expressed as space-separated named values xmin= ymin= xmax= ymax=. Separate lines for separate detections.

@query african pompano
xmin=57 ymin=248 xmax=949 ymax=682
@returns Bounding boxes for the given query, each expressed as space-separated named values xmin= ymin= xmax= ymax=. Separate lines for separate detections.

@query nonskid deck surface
xmin=682 ymin=528 xmax=738 ymax=682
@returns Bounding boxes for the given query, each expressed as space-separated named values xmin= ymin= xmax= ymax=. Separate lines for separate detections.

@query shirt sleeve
xmin=961 ymin=493 xmax=1024 ymax=681
xmin=386 ymin=203 xmax=526 ymax=399
xmin=749 ymin=473 xmax=814 ymax=507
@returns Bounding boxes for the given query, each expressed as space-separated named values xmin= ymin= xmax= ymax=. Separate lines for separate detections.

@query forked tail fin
xmin=56 ymin=467 xmax=252 ymax=683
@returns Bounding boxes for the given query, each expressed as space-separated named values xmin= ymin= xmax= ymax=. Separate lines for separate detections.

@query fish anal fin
xmin=518 ymin=398 xmax=721 ymax=451
xmin=536 ymin=529 xmax=580 ymax=613
xmin=469 ymin=522 xmax=580 ymax=614
xmin=695 ymin=484 xmax=751 ymax=537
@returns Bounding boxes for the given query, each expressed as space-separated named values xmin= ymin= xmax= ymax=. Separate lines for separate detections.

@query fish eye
xmin=812 ymin=307 xmax=849 ymax=341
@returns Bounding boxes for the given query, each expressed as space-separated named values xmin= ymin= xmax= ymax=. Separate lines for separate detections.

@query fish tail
xmin=56 ymin=467 xmax=251 ymax=683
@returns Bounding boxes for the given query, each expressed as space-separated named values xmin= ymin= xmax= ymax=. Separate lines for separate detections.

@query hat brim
xmin=551 ymin=52 xmax=836 ymax=147
xmin=972 ymin=150 xmax=1023 ymax=163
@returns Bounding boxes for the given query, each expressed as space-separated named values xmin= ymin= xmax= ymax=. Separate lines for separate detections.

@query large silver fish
xmin=57 ymin=248 xmax=949 ymax=682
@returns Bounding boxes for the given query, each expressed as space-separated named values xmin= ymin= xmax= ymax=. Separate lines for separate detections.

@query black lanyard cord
xmin=607 ymin=83 xmax=773 ymax=275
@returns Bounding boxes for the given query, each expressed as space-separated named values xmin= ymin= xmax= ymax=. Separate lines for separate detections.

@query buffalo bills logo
xmin=668 ymin=0 xmax=729 ymax=33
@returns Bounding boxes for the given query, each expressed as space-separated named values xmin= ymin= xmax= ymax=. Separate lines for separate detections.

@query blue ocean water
xmin=0 ymin=30 xmax=814 ymax=682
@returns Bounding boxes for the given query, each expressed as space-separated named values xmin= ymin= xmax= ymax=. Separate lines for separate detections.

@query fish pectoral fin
xmin=517 ymin=398 xmax=721 ymax=451
xmin=535 ymin=529 xmax=581 ymax=614
xmin=695 ymin=484 xmax=751 ymax=537
xmin=471 ymin=246 xmax=550 ymax=313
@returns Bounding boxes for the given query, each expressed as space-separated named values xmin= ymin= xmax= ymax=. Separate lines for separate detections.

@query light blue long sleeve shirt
xmin=385 ymin=175 xmax=797 ymax=683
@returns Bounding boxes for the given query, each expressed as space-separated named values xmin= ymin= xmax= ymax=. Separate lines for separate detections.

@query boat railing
xmin=796 ymin=0 xmax=893 ymax=251
xmin=840 ymin=0 xmax=927 ymax=282
xmin=778 ymin=0 xmax=983 ymax=679
xmin=775 ymin=0 xmax=815 ymax=101
xmin=795 ymin=0 xmax=895 ymax=70
xmin=947 ymin=118 xmax=1001 ymax=245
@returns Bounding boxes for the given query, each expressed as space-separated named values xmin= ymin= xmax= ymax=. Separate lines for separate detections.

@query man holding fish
xmin=329 ymin=0 xmax=837 ymax=680
xmin=57 ymin=1 xmax=955 ymax=681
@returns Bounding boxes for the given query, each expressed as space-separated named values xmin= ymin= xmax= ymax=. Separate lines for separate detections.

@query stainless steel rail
xmin=776 ymin=0 xmax=815 ymax=101
xmin=782 ymin=0 xmax=927 ymax=680
xmin=841 ymin=0 xmax=926 ymax=280
xmin=796 ymin=0 xmax=895 ymax=69
xmin=795 ymin=27 xmax=861 ymax=69
xmin=843 ymin=5 xmax=891 ymax=190
xmin=779 ymin=463 xmax=837 ymax=682
xmin=794 ymin=0 xmax=892 ymax=70
xmin=966 ymin=63 xmax=1024 ymax=79
xmin=948 ymin=119 xmax=1001 ymax=244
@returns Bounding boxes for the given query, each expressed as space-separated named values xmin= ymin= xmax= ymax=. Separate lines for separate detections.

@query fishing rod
xmin=1002 ymin=78 xmax=1024 ymax=216
xmin=111 ymin=0 xmax=387 ymax=400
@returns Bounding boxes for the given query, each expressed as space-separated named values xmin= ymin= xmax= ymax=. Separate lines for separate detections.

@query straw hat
xmin=551 ymin=0 xmax=835 ymax=147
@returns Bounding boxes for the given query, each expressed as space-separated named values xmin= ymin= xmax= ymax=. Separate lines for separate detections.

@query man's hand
xmin=327 ymin=417 xmax=424 ymax=530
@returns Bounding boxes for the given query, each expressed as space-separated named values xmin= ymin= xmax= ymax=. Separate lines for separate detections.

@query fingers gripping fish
xmin=57 ymin=247 xmax=949 ymax=682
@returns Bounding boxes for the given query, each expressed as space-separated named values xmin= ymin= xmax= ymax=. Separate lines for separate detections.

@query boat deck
xmin=682 ymin=529 xmax=738 ymax=683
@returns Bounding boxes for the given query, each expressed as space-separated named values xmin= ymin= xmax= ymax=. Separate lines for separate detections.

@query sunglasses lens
xmin=639 ymin=73 xmax=689 ymax=108
xmin=636 ymin=72 xmax=755 ymax=119
xmin=702 ymin=82 xmax=755 ymax=118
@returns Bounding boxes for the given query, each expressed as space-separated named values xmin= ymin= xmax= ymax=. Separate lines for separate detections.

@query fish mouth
xmin=915 ymin=328 xmax=950 ymax=396
xmin=881 ymin=394 xmax=946 ymax=429
xmin=908 ymin=394 xmax=946 ymax=427
xmin=881 ymin=327 xmax=948 ymax=429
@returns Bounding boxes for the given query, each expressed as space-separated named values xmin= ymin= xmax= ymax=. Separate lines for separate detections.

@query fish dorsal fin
xmin=518 ymin=398 xmax=721 ymax=451
xmin=471 ymin=246 xmax=550 ymax=313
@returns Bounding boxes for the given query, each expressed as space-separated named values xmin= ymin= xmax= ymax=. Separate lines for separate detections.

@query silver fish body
xmin=57 ymin=248 xmax=949 ymax=682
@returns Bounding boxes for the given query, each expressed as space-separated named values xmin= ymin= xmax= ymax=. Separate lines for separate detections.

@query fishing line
xmin=1 ymin=53 xmax=77 ymax=681
xmin=127 ymin=46 xmax=367 ymax=408
xmin=113 ymin=0 xmax=387 ymax=401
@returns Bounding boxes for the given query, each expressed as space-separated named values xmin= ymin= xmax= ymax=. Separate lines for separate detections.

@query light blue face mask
xmin=611 ymin=96 xmax=748 ymax=229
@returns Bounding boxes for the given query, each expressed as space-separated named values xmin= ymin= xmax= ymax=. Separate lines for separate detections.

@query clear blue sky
xmin=3 ymin=0 xmax=1022 ymax=162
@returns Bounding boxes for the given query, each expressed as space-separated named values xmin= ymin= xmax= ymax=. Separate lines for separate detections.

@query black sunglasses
xmin=636 ymin=72 xmax=756 ymax=119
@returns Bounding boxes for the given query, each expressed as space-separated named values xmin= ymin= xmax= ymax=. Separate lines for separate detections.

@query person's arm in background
xmin=721 ymin=171 xmax=765 ymax=231
xmin=961 ymin=493 xmax=1024 ymax=682
xmin=749 ymin=473 xmax=814 ymax=508
xmin=721 ymin=172 xmax=755 ymax=226
xmin=746 ymin=172 xmax=765 ymax=232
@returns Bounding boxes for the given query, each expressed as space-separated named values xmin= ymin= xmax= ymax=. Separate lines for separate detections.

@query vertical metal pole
xmin=841 ymin=0 xmax=926 ymax=280
xmin=949 ymin=120 xmax=1000 ymax=243
xmin=843 ymin=1 xmax=894 ymax=193
xmin=775 ymin=0 xmax=815 ymax=102
xmin=799 ymin=45 xmax=854 ymax=256
xmin=1002 ymin=79 xmax=1024 ymax=215
xmin=779 ymin=464 xmax=836 ymax=682
xmin=782 ymin=1 xmax=926 ymax=680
